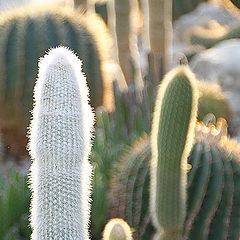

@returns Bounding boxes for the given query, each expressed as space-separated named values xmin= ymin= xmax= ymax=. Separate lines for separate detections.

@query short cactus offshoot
xmin=28 ymin=47 xmax=94 ymax=239
xmin=103 ymin=218 xmax=133 ymax=240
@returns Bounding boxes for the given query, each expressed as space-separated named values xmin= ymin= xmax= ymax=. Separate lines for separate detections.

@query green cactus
xmin=109 ymin=119 xmax=240 ymax=240
xmin=150 ymin=66 xmax=198 ymax=240
xmin=0 ymin=5 xmax=113 ymax=157
xmin=190 ymin=21 xmax=240 ymax=48
xmin=109 ymin=66 xmax=240 ymax=239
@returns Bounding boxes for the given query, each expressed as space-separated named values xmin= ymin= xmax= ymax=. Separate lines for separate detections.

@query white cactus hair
xmin=28 ymin=46 xmax=94 ymax=239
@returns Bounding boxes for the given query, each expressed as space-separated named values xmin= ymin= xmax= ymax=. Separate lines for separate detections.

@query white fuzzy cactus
xmin=28 ymin=47 xmax=94 ymax=240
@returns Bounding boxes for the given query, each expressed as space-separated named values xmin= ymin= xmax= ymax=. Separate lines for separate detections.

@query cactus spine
xmin=0 ymin=5 xmax=113 ymax=157
xmin=103 ymin=218 xmax=133 ymax=240
xmin=28 ymin=47 xmax=94 ymax=239
xmin=150 ymin=66 xmax=198 ymax=240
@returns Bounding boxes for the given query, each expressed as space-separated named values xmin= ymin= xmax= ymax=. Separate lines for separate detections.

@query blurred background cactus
xmin=108 ymin=67 xmax=240 ymax=239
xmin=0 ymin=4 xmax=113 ymax=157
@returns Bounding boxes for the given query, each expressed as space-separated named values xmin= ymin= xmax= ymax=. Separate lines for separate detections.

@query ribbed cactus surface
xmin=28 ymin=47 xmax=94 ymax=239
xmin=150 ymin=67 xmax=198 ymax=240
xmin=0 ymin=5 xmax=112 ymax=157
xmin=197 ymin=81 xmax=232 ymax=123
xmin=109 ymin=119 xmax=240 ymax=240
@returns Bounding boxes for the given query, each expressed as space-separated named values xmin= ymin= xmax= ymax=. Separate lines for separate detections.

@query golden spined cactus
xmin=149 ymin=0 xmax=173 ymax=83
xmin=103 ymin=218 xmax=133 ymax=240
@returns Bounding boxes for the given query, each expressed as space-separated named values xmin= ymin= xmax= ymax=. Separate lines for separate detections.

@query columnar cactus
xmin=28 ymin=47 xmax=94 ymax=239
xmin=109 ymin=119 xmax=240 ymax=240
xmin=103 ymin=218 xmax=133 ymax=240
xmin=109 ymin=66 xmax=240 ymax=239
xmin=150 ymin=66 xmax=198 ymax=240
xmin=149 ymin=0 xmax=173 ymax=82
xmin=0 ymin=5 xmax=113 ymax=157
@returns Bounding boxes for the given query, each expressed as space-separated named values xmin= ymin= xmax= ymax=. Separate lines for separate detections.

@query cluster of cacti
xmin=90 ymin=79 xmax=155 ymax=238
xmin=0 ymin=4 xmax=113 ymax=157
xmin=28 ymin=47 xmax=94 ymax=239
xmin=190 ymin=21 xmax=240 ymax=48
xmin=109 ymin=67 xmax=240 ymax=239
xmin=197 ymin=80 xmax=232 ymax=123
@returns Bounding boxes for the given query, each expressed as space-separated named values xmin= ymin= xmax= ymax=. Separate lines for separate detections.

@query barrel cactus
xmin=109 ymin=67 xmax=240 ymax=239
xmin=28 ymin=47 xmax=94 ymax=239
xmin=0 ymin=4 xmax=113 ymax=157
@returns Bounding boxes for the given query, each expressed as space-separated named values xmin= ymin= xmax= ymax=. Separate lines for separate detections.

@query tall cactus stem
xmin=28 ymin=47 xmax=94 ymax=239
xmin=150 ymin=66 xmax=198 ymax=240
